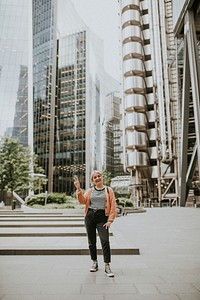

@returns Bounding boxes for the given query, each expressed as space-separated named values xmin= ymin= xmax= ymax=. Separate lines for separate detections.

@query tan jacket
xmin=76 ymin=186 xmax=117 ymax=222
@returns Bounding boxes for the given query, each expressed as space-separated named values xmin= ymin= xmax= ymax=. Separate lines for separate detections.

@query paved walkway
xmin=0 ymin=207 xmax=200 ymax=299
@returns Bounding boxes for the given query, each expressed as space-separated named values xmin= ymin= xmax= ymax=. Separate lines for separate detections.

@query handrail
xmin=13 ymin=192 xmax=25 ymax=204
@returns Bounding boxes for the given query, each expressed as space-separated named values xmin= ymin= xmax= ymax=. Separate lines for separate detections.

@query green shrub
xmin=46 ymin=193 xmax=66 ymax=204
xmin=124 ymin=200 xmax=133 ymax=207
xmin=25 ymin=192 xmax=67 ymax=206
xmin=116 ymin=197 xmax=133 ymax=207
xmin=25 ymin=194 xmax=45 ymax=206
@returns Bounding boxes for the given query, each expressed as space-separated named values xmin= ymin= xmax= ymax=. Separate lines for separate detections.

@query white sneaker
xmin=105 ymin=264 xmax=114 ymax=277
xmin=90 ymin=260 xmax=98 ymax=272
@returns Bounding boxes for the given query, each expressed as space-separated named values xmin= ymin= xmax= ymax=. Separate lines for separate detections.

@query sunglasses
xmin=93 ymin=174 xmax=102 ymax=179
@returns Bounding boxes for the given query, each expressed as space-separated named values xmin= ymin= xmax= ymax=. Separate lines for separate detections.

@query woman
xmin=74 ymin=170 xmax=117 ymax=277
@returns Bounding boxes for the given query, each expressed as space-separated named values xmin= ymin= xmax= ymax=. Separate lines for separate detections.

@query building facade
xmin=119 ymin=0 xmax=179 ymax=206
xmin=103 ymin=92 xmax=124 ymax=178
xmin=0 ymin=0 xmax=30 ymax=146
xmin=32 ymin=0 xmax=120 ymax=194
xmin=0 ymin=0 xmax=121 ymax=195
xmin=172 ymin=0 xmax=200 ymax=206
xmin=119 ymin=0 xmax=200 ymax=206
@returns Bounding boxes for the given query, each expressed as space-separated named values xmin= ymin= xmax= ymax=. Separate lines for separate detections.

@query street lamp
xmin=33 ymin=173 xmax=47 ymax=194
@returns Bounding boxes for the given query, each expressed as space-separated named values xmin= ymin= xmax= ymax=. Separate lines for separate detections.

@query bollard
xmin=149 ymin=199 xmax=152 ymax=208
xmin=12 ymin=200 xmax=16 ymax=210
xmin=193 ymin=198 xmax=196 ymax=208
xmin=44 ymin=191 xmax=48 ymax=206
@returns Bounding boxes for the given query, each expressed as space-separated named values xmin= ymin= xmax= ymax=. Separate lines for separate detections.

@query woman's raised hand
xmin=74 ymin=176 xmax=81 ymax=191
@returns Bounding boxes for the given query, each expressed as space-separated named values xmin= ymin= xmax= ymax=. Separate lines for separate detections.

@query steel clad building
xmin=119 ymin=0 xmax=200 ymax=206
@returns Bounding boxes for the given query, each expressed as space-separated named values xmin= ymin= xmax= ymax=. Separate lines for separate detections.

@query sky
xmin=71 ymin=0 xmax=121 ymax=82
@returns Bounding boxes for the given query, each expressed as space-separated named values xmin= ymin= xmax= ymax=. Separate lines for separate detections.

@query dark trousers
xmin=85 ymin=209 xmax=111 ymax=263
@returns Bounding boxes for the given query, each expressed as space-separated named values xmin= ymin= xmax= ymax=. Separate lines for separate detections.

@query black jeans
xmin=85 ymin=209 xmax=111 ymax=263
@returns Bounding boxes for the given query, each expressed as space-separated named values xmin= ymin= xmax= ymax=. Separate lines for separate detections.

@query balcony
xmin=145 ymin=76 xmax=153 ymax=89
xmin=143 ymin=44 xmax=151 ymax=56
xmin=127 ymin=151 xmax=148 ymax=167
xmin=123 ymin=41 xmax=143 ymax=59
xmin=126 ymin=131 xmax=147 ymax=149
xmin=122 ymin=25 xmax=141 ymax=43
xmin=142 ymin=14 xmax=150 ymax=26
xmin=149 ymin=165 xmax=159 ymax=178
xmin=124 ymin=94 xmax=146 ymax=112
xmin=123 ymin=58 xmax=144 ymax=77
xmin=144 ymin=59 xmax=153 ymax=72
xmin=125 ymin=112 xmax=146 ymax=129
xmin=149 ymin=147 xmax=158 ymax=159
xmin=122 ymin=0 xmax=140 ymax=10
xmin=147 ymin=93 xmax=155 ymax=105
xmin=143 ymin=28 xmax=151 ymax=40
xmin=148 ymin=128 xmax=157 ymax=140
xmin=146 ymin=110 xmax=156 ymax=123
xmin=122 ymin=9 xmax=140 ymax=25
xmin=124 ymin=76 xmax=145 ymax=93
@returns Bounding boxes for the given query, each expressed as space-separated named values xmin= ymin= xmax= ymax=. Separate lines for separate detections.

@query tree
xmin=0 ymin=138 xmax=48 ymax=205
xmin=102 ymin=169 xmax=111 ymax=186
xmin=32 ymin=154 xmax=48 ymax=194
xmin=0 ymin=138 xmax=31 ymax=198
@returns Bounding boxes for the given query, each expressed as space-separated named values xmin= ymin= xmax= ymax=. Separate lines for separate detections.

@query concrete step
xmin=0 ymin=232 xmax=114 ymax=237
xmin=0 ymin=214 xmax=83 ymax=218
xmin=0 ymin=232 xmax=88 ymax=237
xmin=0 ymin=210 xmax=84 ymax=216
xmin=0 ymin=228 xmax=113 ymax=237
xmin=0 ymin=224 xmax=114 ymax=237
xmin=0 ymin=223 xmax=85 ymax=227
xmin=0 ymin=217 xmax=84 ymax=221
xmin=0 ymin=248 xmax=139 ymax=255
xmin=0 ymin=236 xmax=139 ymax=255
xmin=0 ymin=209 xmax=140 ymax=256
xmin=0 ymin=210 xmax=24 ymax=214
xmin=0 ymin=212 xmax=82 ymax=216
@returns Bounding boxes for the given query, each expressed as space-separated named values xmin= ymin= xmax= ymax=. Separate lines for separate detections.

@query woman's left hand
xmin=103 ymin=221 xmax=112 ymax=229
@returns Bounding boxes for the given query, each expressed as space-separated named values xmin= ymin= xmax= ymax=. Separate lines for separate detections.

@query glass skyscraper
xmin=0 ymin=0 xmax=29 ymax=146
xmin=53 ymin=31 xmax=87 ymax=193
xmin=32 ymin=0 xmax=115 ymax=194
xmin=0 ymin=0 xmax=120 ymax=195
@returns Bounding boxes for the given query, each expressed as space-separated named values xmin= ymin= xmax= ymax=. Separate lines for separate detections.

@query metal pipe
xmin=150 ymin=0 xmax=167 ymax=160
xmin=159 ymin=0 xmax=173 ymax=159
xmin=48 ymin=0 xmax=58 ymax=193
xmin=28 ymin=0 xmax=34 ymax=196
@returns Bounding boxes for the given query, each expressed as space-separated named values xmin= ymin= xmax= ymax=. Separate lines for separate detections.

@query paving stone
xmin=155 ymin=282 xmax=199 ymax=294
xmin=0 ymin=296 xmax=63 ymax=300
xmin=81 ymin=282 xmax=138 ymax=294
xmin=177 ymin=295 xmax=200 ymax=300
xmin=134 ymin=283 xmax=160 ymax=294
xmin=103 ymin=295 xmax=180 ymax=300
